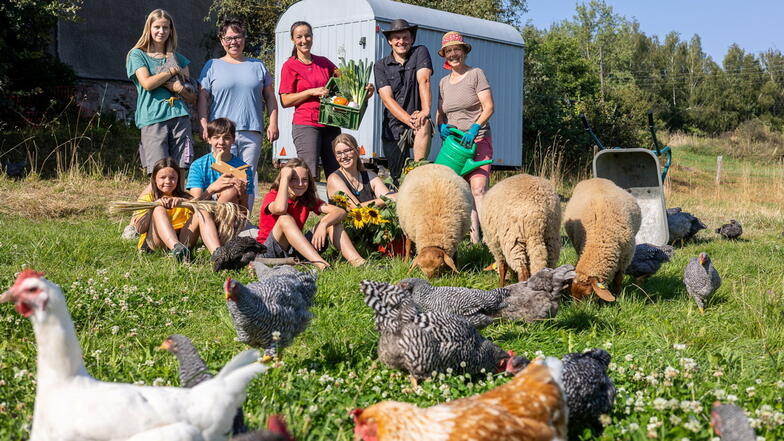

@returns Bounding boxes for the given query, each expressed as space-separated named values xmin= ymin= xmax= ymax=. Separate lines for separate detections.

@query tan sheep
xmin=397 ymin=164 xmax=472 ymax=278
xmin=480 ymin=173 xmax=562 ymax=286
xmin=564 ymin=178 xmax=641 ymax=301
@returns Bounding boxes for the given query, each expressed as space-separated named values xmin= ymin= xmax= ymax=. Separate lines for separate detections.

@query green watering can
xmin=434 ymin=126 xmax=493 ymax=176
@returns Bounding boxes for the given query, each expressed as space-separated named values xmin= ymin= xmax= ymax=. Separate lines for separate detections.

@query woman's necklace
xmin=340 ymin=169 xmax=362 ymax=195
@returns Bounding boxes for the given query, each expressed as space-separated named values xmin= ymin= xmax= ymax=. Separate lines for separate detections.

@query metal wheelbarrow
xmin=580 ymin=112 xmax=672 ymax=246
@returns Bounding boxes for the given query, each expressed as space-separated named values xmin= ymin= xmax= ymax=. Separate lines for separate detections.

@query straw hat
xmin=438 ymin=31 xmax=472 ymax=57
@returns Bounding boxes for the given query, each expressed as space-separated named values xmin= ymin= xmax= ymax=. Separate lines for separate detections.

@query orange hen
xmin=353 ymin=358 xmax=567 ymax=441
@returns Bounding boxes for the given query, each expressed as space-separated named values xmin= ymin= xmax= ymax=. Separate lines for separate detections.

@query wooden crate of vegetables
xmin=319 ymin=58 xmax=373 ymax=130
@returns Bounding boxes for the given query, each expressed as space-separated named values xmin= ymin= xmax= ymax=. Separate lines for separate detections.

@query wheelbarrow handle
xmin=580 ymin=114 xmax=590 ymax=130
xmin=647 ymin=111 xmax=662 ymax=156
xmin=579 ymin=114 xmax=606 ymax=151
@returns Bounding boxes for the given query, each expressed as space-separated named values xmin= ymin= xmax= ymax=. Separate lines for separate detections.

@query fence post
xmin=715 ymin=155 xmax=723 ymax=186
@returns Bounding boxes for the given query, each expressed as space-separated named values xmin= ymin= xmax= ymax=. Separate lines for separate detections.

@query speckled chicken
xmin=716 ymin=219 xmax=743 ymax=240
xmin=225 ymin=265 xmax=317 ymax=354
xmin=562 ymin=349 xmax=616 ymax=438
xmin=353 ymin=357 xmax=567 ymax=441
xmin=667 ymin=207 xmax=707 ymax=244
xmin=360 ymin=280 xmax=527 ymax=380
xmin=212 ymin=236 xmax=267 ymax=272
xmin=683 ymin=252 xmax=721 ymax=313
xmin=160 ymin=334 xmax=248 ymax=435
xmin=626 ymin=243 xmax=674 ymax=282
xmin=397 ymin=278 xmax=509 ymax=328
xmin=711 ymin=403 xmax=755 ymax=441
xmin=499 ymin=264 xmax=576 ymax=323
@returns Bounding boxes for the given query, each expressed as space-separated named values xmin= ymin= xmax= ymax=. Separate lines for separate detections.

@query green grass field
xmin=0 ymin=144 xmax=782 ymax=440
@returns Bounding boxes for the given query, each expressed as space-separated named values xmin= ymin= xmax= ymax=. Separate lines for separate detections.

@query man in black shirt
xmin=374 ymin=19 xmax=434 ymax=183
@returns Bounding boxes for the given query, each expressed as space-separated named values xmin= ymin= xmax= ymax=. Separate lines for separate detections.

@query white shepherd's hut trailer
xmin=274 ymin=0 xmax=524 ymax=169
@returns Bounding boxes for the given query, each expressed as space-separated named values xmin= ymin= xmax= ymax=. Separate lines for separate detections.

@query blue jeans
xmin=231 ymin=130 xmax=263 ymax=210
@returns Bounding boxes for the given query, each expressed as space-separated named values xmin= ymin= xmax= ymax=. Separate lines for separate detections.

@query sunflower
xmin=359 ymin=206 xmax=372 ymax=224
xmin=330 ymin=193 xmax=350 ymax=210
xmin=364 ymin=206 xmax=389 ymax=225
xmin=347 ymin=208 xmax=365 ymax=229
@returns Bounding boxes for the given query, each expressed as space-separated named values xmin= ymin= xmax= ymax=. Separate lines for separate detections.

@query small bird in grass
xmin=212 ymin=236 xmax=267 ymax=271
xmin=716 ymin=219 xmax=743 ymax=240
xmin=160 ymin=334 xmax=248 ymax=435
xmin=683 ymin=252 xmax=721 ymax=313
xmin=711 ymin=402 xmax=755 ymax=441
xmin=667 ymin=207 xmax=707 ymax=244
xmin=626 ymin=243 xmax=674 ymax=283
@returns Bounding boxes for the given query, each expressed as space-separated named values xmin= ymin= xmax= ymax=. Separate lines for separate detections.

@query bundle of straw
xmin=109 ymin=200 xmax=247 ymax=244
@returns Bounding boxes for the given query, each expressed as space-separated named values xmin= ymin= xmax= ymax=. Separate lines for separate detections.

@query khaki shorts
xmin=139 ymin=116 xmax=194 ymax=173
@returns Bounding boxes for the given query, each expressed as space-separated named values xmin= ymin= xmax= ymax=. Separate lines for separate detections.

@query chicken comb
xmin=14 ymin=269 xmax=45 ymax=287
xmin=266 ymin=414 xmax=294 ymax=440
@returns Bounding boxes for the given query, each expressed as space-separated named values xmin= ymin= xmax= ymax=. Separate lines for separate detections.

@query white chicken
xmin=0 ymin=269 xmax=268 ymax=441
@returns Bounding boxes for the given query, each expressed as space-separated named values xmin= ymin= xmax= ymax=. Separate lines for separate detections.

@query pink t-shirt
xmin=279 ymin=55 xmax=336 ymax=126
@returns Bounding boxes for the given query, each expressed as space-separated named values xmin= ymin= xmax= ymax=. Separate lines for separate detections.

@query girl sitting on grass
xmin=256 ymin=158 xmax=365 ymax=269
xmin=132 ymin=157 xmax=221 ymax=261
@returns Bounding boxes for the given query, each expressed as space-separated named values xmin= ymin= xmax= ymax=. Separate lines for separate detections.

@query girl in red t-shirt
xmin=256 ymin=159 xmax=365 ymax=269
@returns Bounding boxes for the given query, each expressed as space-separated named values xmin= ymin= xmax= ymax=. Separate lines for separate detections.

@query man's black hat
xmin=382 ymin=18 xmax=418 ymax=41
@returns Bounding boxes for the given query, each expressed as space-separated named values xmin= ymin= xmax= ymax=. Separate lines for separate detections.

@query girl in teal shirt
xmin=126 ymin=9 xmax=196 ymax=177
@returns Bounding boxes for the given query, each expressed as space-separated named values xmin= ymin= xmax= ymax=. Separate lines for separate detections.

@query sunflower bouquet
xmin=329 ymin=192 xmax=402 ymax=251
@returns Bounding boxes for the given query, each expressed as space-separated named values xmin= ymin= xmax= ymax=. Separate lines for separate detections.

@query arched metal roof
xmin=276 ymin=0 xmax=523 ymax=46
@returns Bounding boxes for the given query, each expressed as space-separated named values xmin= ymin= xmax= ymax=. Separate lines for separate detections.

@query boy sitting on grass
xmin=187 ymin=117 xmax=253 ymax=211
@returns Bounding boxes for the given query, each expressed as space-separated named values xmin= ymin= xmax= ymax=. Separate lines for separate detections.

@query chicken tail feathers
xmin=216 ymin=349 xmax=264 ymax=379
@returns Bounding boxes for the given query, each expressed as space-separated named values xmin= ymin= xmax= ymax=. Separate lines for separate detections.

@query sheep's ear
xmin=408 ymin=256 xmax=419 ymax=274
xmin=443 ymin=253 xmax=459 ymax=273
xmin=592 ymin=279 xmax=616 ymax=302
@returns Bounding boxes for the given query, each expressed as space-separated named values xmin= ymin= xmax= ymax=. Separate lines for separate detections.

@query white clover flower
xmin=91 ymin=350 xmax=102 ymax=358
xmin=755 ymin=437 xmax=765 ymax=441
xmin=683 ymin=416 xmax=701 ymax=432
xmin=617 ymin=366 xmax=626 ymax=375
xmin=776 ymin=380 xmax=784 ymax=388
xmin=746 ymin=386 xmax=757 ymax=397
xmin=679 ymin=357 xmax=697 ymax=371
xmin=144 ymin=359 xmax=154 ymax=367
xmin=111 ymin=325 xmax=120 ymax=335
xmin=446 ymin=368 xmax=453 ymax=375
xmin=713 ymin=369 xmax=724 ymax=377
xmin=535 ymin=350 xmax=544 ymax=357
xmin=599 ymin=414 xmax=611 ymax=426
xmin=459 ymin=361 xmax=467 ymax=368
xmin=603 ymin=341 xmax=613 ymax=349
xmin=13 ymin=369 xmax=28 ymax=379
xmin=625 ymin=354 xmax=634 ymax=362
xmin=653 ymin=398 xmax=668 ymax=410
xmin=755 ymin=378 xmax=762 ymax=384
xmin=628 ymin=422 xmax=640 ymax=431
xmin=133 ymin=380 xmax=145 ymax=385
xmin=152 ymin=378 xmax=165 ymax=387
xmin=669 ymin=415 xmax=682 ymax=425
xmin=713 ymin=389 xmax=727 ymax=399
xmin=308 ymin=404 xmax=319 ymax=413
xmin=664 ymin=366 xmax=679 ymax=378
xmin=727 ymin=394 xmax=738 ymax=402
xmin=680 ymin=438 xmax=691 ymax=441
xmin=673 ymin=343 xmax=686 ymax=350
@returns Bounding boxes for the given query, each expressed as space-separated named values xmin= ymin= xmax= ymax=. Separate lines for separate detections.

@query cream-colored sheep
xmin=396 ymin=164 xmax=472 ymax=278
xmin=480 ymin=173 xmax=561 ymax=286
xmin=564 ymin=178 xmax=641 ymax=301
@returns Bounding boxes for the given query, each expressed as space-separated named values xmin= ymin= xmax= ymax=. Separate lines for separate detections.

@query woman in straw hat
xmin=435 ymin=31 xmax=495 ymax=243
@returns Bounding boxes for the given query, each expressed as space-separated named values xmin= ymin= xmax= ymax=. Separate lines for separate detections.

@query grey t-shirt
xmin=439 ymin=67 xmax=492 ymax=139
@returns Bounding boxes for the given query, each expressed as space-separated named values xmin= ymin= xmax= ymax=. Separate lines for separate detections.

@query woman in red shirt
xmin=279 ymin=21 xmax=340 ymax=181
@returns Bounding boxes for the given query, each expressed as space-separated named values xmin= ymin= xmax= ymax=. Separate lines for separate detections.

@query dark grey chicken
xmin=212 ymin=236 xmax=267 ymax=272
xmin=360 ymin=280 xmax=527 ymax=381
xmin=499 ymin=264 xmax=576 ymax=323
xmin=155 ymin=54 xmax=198 ymax=96
xmin=716 ymin=219 xmax=743 ymax=240
xmin=160 ymin=334 xmax=248 ymax=435
xmin=683 ymin=252 xmax=721 ymax=313
xmin=626 ymin=243 xmax=674 ymax=282
xmin=225 ymin=265 xmax=317 ymax=355
xmin=667 ymin=207 xmax=707 ymax=244
xmin=562 ymin=348 xmax=616 ymax=438
xmin=397 ymin=278 xmax=509 ymax=328
xmin=711 ymin=403 xmax=755 ymax=441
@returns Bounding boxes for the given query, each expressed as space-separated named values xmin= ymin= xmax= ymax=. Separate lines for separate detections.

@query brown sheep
xmin=480 ymin=173 xmax=561 ymax=286
xmin=396 ymin=164 xmax=472 ymax=279
xmin=564 ymin=178 xmax=641 ymax=301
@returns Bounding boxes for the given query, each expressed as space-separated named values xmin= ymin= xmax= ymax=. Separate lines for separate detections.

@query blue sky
xmin=522 ymin=0 xmax=783 ymax=63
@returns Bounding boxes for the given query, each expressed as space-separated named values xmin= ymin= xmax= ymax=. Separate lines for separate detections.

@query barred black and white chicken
xmin=711 ymin=402 xmax=755 ymax=441
xmin=360 ymin=280 xmax=528 ymax=381
xmin=225 ymin=265 xmax=317 ymax=356
xmin=625 ymin=243 xmax=674 ymax=282
xmin=212 ymin=236 xmax=267 ymax=272
xmin=716 ymin=219 xmax=743 ymax=240
xmin=684 ymin=252 xmax=721 ymax=313
xmin=398 ymin=265 xmax=575 ymax=326
xmin=499 ymin=264 xmax=576 ymax=323
xmin=667 ymin=207 xmax=707 ymax=244
xmin=562 ymin=348 xmax=616 ymax=438
xmin=160 ymin=334 xmax=248 ymax=435
xmin=397 ymin=278 xmax=509 ymax=328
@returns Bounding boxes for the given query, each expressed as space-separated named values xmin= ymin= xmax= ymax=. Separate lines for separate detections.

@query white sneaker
xmin=121 ymin=224 xmax=139 ymax=241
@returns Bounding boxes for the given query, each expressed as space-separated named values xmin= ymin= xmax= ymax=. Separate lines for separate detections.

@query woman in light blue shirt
xmin=198 ymin=19 xmax=279 ymax=210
